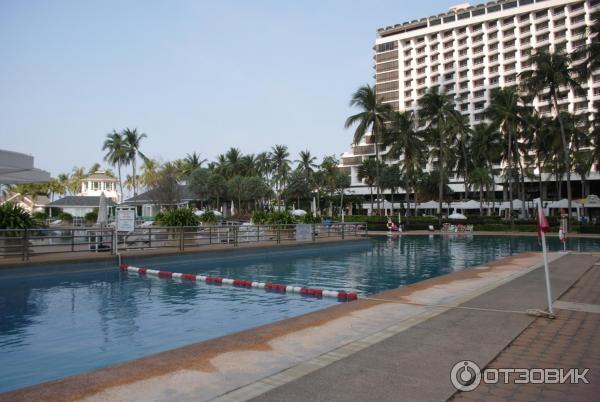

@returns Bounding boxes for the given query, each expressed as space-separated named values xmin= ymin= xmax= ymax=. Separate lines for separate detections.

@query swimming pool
xmin=1 ymin=235 xmax=599 ymax=392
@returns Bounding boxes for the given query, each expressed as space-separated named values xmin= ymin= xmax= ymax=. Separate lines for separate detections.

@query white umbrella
xmin=292 ymin=209 xmax=307 ymax=216
xmin=230 ymin=201 xmax=236 ymax=216
xmin=194 ymin=209 xmax=205 ymax=216
xmin=311 ymin=197 xmax=316 ymax=214
xmin=212 ymin=210 xmax=223 ymax=216
xmin=448 ymin=211 xmax=467 ymax=220
xmin=97 ymin=192 xmax=108 ymax=225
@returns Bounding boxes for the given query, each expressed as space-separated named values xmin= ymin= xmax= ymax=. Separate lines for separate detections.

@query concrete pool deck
xmin=2 ymin=251 xmax=598 ymax=402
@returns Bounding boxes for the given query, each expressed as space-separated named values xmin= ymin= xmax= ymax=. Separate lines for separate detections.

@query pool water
xmin=1 ymin=235 xmax=599 ymax=392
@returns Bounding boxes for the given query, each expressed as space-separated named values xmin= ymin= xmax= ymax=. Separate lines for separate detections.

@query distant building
xmin=123 ymin=185 xmax=198 ymax=219
xmin=339 ymin=0 xmax=600 ymax=201
xmin=0 ymin=149 xmax=50 ymax=184
xmin=46 ymin=170 xmax=120 ymax=219
xmin=0 ymin=193 xmax=49 ymax=214
xmin=79 ymin=171 xmax=120 ymax=202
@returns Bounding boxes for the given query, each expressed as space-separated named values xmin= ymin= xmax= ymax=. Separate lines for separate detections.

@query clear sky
xmin=1 ymin=0 xmax=461 ymax=177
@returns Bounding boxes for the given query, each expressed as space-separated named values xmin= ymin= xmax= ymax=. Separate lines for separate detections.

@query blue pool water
xmin=1 ymin=235 xmax=599 ymax=392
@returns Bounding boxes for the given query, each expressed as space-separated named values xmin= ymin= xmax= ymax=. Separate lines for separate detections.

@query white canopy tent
xmin=546 ymin=199 xmax=582 ymax=210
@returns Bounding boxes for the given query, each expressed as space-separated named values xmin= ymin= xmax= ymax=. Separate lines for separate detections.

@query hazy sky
xmin=1 ymin=0 xmax=460 ymax=177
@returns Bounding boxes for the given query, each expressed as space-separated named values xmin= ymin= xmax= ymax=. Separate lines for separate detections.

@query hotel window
xmin=417 ymin=56 xmax=426 ymax=64
xmin=458 ymin=27 xmax=466 ymax=34
xmin=474 ymin=79 xmax=484 ymax=88
xmin=555 ymin=18 xmax=566 ymax=27
xmin=555 ymin=30 xmax=567 ymax=39
xmin=93 ymin=182 xmax=99 ymax=191
xmin=444 ymin=41 xmax=453 ymax=49
xmin=487 ymin=21 xmax=497 ymax=28
xmin=459 ymin=48 xmax=468 ymax=56
xmin=472 ymin=8 xmax=485 ymax=17
xmin=488 ymin=31 xmax=498 ymax=40
xmin=473 ymin=68 xmax=484 ymax=76
xmin=572 ymin=27 xmax=586 ymax=37
xmin=503 ymin=39 xmax=515 ymax=48
xmin=417 ymin=67 xmax=426 ymax=74
xmin=472 ymin=24 xmax=482 ymax=32
xmin=458 ymin=38 xmax=467 ymax=46
xmin=503 ymin=28 xmax=514 ymax=37
xmin=376 ymin=60 xmax=398 ymax=72
xmin=504 ymin=51 xmax=516 ymax=60
xmin=505 ymin=74 xmax=516 ymax=83
xmin=444 ymin=51 xmax=453 ymax=59
xmin=405 ymin=79 xmax=412 ymax=86
xmin=571 ymin=3 xmax=584 ymax=12
xmin=490 ymin=76 xmax=500 ymax=85
xmin=519 ymin=14 xmax=530 ymax=22
xmin=431 ymin=54 xmax=439 ymax=62
xmin=490 ymin=65 xmax=499 ymax=73
xmin=505 ymin=62 xmax=516 ymax=71
xmin=377 ymin=71 xmax=398 ymax=81
xmin=535 ymin=10 xmax=547 ymax=19
xmin=536 ymin=33 xmax=549 ymax=42
xmin=405 ymin=90 xmax=412 ymax=97
xmin=376 ymin=51 xmax=398 ymax=62
xmin=474 ymin=90 xmax=485 ymax=98
xmin=379 ymin=91 xmax=399 ymax=101
xmin=417 ymin=88 xmax=426 ymax=96
xmin=474 ymin=113 xmax=484 ymax=121
xmin=405 ymin=60 xmax=412 ymax=67
xmin=460 ymin=103 xmax=469 ymax=111
xmin=376 ymin=41 xmax=397 ymax=52
xmin=553 ymin=7 xmax=565 ymax=16
xmin=489 ymin=43 xmax=498 ymax=51
xmin=443 ymin=30 xmax=452 ymax=38
xmin=444 ymin=84 xmax=454 ymax=92
xmin=488 ymin=5 xmax=500 ymax=13
xmin=502 ymin=17 xmax=513 ymax=26
xmin=417 ymin=78 xmax=426 ymax=85
xmin=459 ymin=60 xmax=468 ymax=68
xmin=404 ymin=49 xmax=411 ymax=57
xmin=417 ymin=46 xmax=425 ymax=54
xmin=416 ymin=37 xmax=425 ymax=43
xmin=459 ymin=81 xmax=468 ymax=89
xmin=376 ymin=81 xmax=399 ymax=92
xmin=444 ymin=62 xmax=453 ymax=69
xmin=489 ymin=54 xmax=499 ymax=62
xmin=473 ymin=35 xmax=483 ymax=44
xmin=502 ymin=1 xmax=516 ymax=10
xmin=571 ymin=14 xmax=585 ymax=24
xmin=444 ymin=72 xmax=454 ymax=80
xmin=459 ymin=70 xmax=468 ymax=79
xmin=536 ymin=22 xmax=549 ymax=30
xmin=522 ymin=60 xmax=532 ymax=69
xmin=474 ymin=101 xmax=485 ymax=109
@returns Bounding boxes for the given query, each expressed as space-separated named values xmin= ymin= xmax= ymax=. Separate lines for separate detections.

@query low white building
xmin=79 ymin=171 xmax=120 ymax=202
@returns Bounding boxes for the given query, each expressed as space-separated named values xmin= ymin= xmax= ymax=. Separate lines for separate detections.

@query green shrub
xmin=266 ymin=210 xmax=295 ymax=225
xmin=84 ymin=210 xmax=98 ymax=223
xmin=579 ymin=224 xmax=600 ymax=234
xmin=0 ymin=203 xmax=34 ymax=229
xmin=199 ymin=211 xmax=218 ymax=224
xmin=58 ymin=212 xmax=73 ymax=223
xmin=298 ymin=212 xmax=321 ymax=224
xmin=251 ymin=210 xmax=269 ymax=224
xmin=155 ymin=208 xmax=199 ymax=226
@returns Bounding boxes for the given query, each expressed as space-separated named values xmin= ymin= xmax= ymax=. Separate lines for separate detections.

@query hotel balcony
xmin=341 ymin=156 xmax=363 ymax=166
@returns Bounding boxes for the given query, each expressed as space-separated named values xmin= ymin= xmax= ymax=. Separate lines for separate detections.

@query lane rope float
xmin=119 ymin=264 xmax=358 ymax=302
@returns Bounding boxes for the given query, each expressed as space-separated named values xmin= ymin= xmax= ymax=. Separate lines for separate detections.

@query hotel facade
xmin=340 ymin=0 xmax=600 ymax=201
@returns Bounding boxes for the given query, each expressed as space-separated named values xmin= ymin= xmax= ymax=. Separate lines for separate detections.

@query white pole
xmin=540 ymin=231 xmax=554 ymax=314
xmin=538 ymin=199 xmax=553 ymax=314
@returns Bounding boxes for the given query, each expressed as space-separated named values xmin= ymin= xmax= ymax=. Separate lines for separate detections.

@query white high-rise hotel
xmin=340 ymin=0 xmax=600 ymax=200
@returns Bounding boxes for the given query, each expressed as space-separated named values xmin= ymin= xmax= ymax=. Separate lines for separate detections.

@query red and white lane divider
xmin=119 ymin=264 xmax=358 ymax=302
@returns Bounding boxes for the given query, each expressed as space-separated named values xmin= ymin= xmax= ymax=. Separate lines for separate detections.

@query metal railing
xmin=0 ymin=222 xmax=367 ymax=261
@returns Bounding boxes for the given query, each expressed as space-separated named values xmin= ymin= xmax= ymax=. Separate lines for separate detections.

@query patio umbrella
xmin=212 ymin=210 xmax=223 ymax=216
xmin=97 ymin=192 xmax=108 ymax=225
xmin=311 ymin=197 xmax=316 ymax=215
xmin=448 ymin=211 xmax=467 ymax=220
xmin=230 ymin=201 xmax=236 ymax=216
xmin=194 ymin=209 xmax=205 ymax=216
xmin=292 ymin=209 xmax=307 ymax=216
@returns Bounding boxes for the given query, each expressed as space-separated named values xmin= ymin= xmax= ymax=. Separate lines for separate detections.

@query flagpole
xmin=538 ymin=199 xmax=554 ymax=314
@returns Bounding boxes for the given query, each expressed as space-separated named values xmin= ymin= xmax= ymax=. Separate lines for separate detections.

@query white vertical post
xmin=538 ymin=199 xmax=554 ymax=314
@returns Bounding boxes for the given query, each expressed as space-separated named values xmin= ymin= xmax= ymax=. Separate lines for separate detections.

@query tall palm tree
xmin=344 ymin=84 xmax=393 ymax=215
xmin=224 ymin=147 xmax=243 ymax=177
xmin=122 ymin=128 xmax=148 ymax=196
xmin=240 ymin=154 xmax=257 ymax=176
xmin=470 ymin=167 xmax=494 ymax=216
xmin=102 ymin=130 xmax=127 ymax=198
xmin=418 ymin=87 xmax=460 ymax=219
xmin=271 ymin=145 xmax=291 ymax=204
xmin=69 ymin=167 xmax=87 ymax=195
xmin=181 ymin=152 xmax=207 ymax=178
xmin=519 ymin=50 xmax=583 ymax=228
xmin=453 ymin=115 xmax=473 ymax=200
xmin=384 ymin=111 xmax=425 ymax=216
xmin=576 ymin=11 xmax=600 ymax=80
xmin=522 ymin=114 xmax=554 ymax=203
xmin=357 ymin=158 xmax=379 ymax=214
xmin=485 ymin=87 xmax=527 ymax=226
xmin=139 ymin=158 xmax=160 ymax=189
xmin=470 ymin=123 xmax=502 ymax=211
xmin=296 ymin=150 xmax=318 ymax=182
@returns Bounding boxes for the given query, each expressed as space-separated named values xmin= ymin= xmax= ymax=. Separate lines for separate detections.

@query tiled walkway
xmin=451 ymin=260 xmax=600 ymax=402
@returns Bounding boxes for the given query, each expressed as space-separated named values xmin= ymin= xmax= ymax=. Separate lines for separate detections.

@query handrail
xmin=0 ymin=222 xmax=368 ymax=261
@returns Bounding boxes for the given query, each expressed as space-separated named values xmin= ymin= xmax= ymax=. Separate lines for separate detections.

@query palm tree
xmin=485 ymin=87 xmax=527 ymax=227
xmin=296 ymin=150 xmax=318 ymax=182
xmin=418 ymin=87 xmax=460 ymax=219
xmin=181 ymin=152 xmax=207 ymax=178
xmin=453 ymin=115 xmax=473 ymax=200
xmin=357 ymin=158 xmax=379 ymax=214
xmin=519 ymin=50 xmax=583 ymax=228
xmin=271 ymin=145 xmax=291 ymax=204
xmin=69 ymin=167 xmax=87 ymax=195
xmin=344 ymin=84 xmax=393 ymax=215
xmin=470 ymin=167 xmax=494 ymax=216
xmin=384 ymin=111 xmax=425 ymax=216
xmin=122 ymin=128 xmax=148 ymax=196
xmin=139 ymin=159 xmax=160 ymax=189
xmin=102 ymin=130 xmax=127 ymax=198
xmin=470 ymin=123 xmax=502 ymax=211
xmin=522 ymin=114 xmax=554 ymax=203
xmin=576 ymin=11 xmax=600 ymax=80
xmin=224 ymin=147 xmax=243 ymax=177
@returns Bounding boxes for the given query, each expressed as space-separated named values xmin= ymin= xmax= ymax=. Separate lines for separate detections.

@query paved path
xmin=451 ymin=259 xmax=600 ymax=402
xmin=247 ymin=254 xmax=598 ymax=402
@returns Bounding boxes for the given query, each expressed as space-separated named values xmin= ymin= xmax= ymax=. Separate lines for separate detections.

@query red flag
xmin=538 ymin=204 xmax=550 ymax=242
